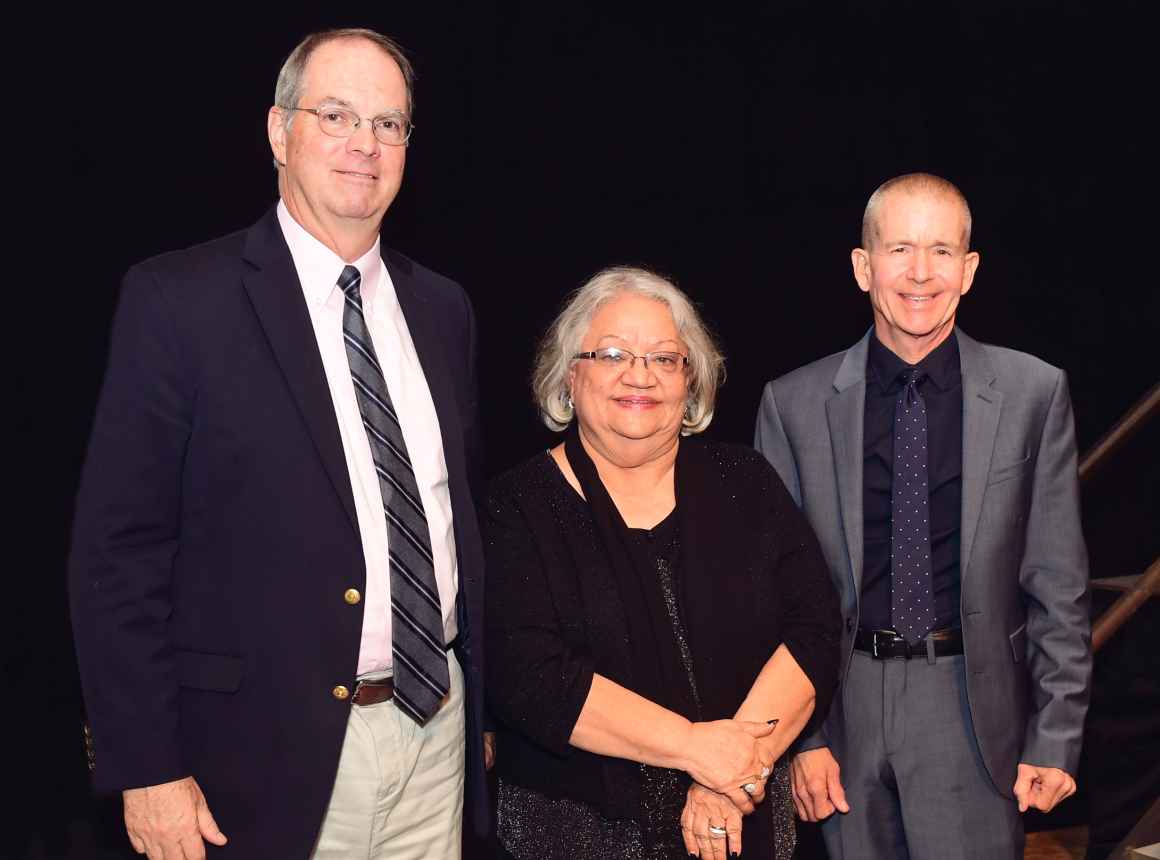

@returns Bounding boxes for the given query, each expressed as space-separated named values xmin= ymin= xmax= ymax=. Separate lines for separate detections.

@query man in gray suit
xmin=755 ymin=173 xmax=1090 ymax=859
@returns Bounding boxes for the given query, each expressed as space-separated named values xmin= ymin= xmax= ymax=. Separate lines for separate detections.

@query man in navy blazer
xmin=69 ymin=28 xmax=487 ymax=858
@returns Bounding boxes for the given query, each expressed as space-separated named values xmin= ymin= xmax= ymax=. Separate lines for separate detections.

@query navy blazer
xmin=69 ymin=207 xmax=488 ymax=856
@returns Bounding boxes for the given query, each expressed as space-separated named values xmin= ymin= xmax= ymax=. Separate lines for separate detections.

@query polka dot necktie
xmin=338 ymin=265 xmax=449 ymax=724
xmin=890 ymin=370 xmax=935 ymax=642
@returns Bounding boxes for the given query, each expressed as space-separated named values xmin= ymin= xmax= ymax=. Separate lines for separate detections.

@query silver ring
xmin=742 ymin=782 xmax=758 ymax=795
xmin=708 ymin=825 xmax=728 ymax=839
xmin=760 ymin=765 xmax=772 ymax=779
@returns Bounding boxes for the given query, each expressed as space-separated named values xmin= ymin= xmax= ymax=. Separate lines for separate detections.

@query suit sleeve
xmin=483 ymin=487 xmax=595 ymax=756
xmin=458 ymin=286 xmax=496 ymax=733
xmin=767 ymin=471 xmax=842 ymax=740
xmin=755 ymin=381 xmax=830 ymax=751
xmin=751 ymin=382 xmax=835 ymax=752
xmin=755 ymin=381 xmax=803 ymax=507
xmin=460 ymin=286 xmax=484 ymax=504
xmin=67 ymin=265 xmax=192 ymax=793
xmin=1018 ymin=369 xmax=1092 ymax=774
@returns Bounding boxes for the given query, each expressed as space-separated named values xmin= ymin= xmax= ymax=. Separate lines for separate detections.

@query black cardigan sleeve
xmin=483 ymin=476 xmax=595 ymax=756
xmin=765 ymin=465 xmax=842 ymax=737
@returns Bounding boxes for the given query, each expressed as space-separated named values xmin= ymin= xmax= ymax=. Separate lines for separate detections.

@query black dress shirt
xmin=861 ymin=333 xmax=963 ymax=633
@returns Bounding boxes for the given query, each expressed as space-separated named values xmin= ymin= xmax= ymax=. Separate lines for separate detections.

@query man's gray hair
xmin=274 ymin=28 xmax=416 ymax=125
xmin=861 ymin=172 xmax=973 ymax=250
xmin=532 ymin=266 xmax=725 ymax=436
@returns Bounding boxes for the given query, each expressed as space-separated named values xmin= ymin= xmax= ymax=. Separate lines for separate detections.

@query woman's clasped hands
xmin=681 ymin=783 xmax=744 ymax=859
xmin=682 ymin=718 xmax=777 ymax=809
xmin=679 ymin=717 xmax=779 ymax=856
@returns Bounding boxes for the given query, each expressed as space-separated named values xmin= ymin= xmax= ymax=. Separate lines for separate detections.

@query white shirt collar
xmin=276 ymin=200 xmax=383 ymax=308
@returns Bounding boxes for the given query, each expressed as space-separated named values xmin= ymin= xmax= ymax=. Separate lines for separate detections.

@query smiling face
xmin=268 ymin=37 xmax=407 ymax=257
xmin=852 ymin=189 xmax=980 ymax=363
xmin=568 ymin=293 xmax=690 ymax=465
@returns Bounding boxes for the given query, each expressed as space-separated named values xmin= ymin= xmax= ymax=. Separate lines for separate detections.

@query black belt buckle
xmin=871 ymin=628 xmax=903 ymax=660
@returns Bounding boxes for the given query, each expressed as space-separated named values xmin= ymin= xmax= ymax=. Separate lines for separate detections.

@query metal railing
xmin=1080 ymin=381 xmax=1160 ymax=485
xmin=1073 ymin=381 xmax=1159 ymax=856
xmin=1093 ymin=556 xmax=1160 ymax=653
xmin=1081 ymin=379 xmax=1160 ymax=653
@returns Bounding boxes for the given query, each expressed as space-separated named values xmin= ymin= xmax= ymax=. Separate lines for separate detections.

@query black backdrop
xmin=22 ymin=3 xmax=1157 ymax=857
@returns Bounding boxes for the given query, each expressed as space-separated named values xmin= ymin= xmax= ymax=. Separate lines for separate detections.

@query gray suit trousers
xmin=821 ymin=650 xmax=1023 ymax=860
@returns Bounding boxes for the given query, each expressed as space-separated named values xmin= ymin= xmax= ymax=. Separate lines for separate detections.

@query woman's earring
xmin=564 ymin=391 xmax=574 ymax=412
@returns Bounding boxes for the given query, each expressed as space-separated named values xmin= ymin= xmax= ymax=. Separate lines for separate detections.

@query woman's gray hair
xmin=532 ymin=266 xmax=725 ymax=436
xmin=274 ymin=28 xmax=416 ymax=123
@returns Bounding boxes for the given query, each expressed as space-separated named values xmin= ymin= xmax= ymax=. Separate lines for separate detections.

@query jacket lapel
xmin=240 ymin=209 xmax=359 ymax=535
xmin=385 ymin=252 xmax=475 ymax=630
xmin=957 ymin=329 xmax=1002 ymax=577
xmin=826 ymin=331 xmax=871 ymax=595
xmin=383 ymin=251 xmax=465 ymax=476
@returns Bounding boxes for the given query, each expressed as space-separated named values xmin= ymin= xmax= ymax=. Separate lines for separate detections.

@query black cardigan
xmin=483 ymin=440 xmax=840 ymax=824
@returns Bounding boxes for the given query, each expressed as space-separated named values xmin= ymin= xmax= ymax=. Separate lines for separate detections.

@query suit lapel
xmin=384 ymin=252 xmax=466 ymax=493
xmin=240 ymin=209 xmax=359 ymax=534
xmin=957 ymin=329 xmax=1002 ymax=577
xmin=826 ymin=332 xmax=871 ymax=594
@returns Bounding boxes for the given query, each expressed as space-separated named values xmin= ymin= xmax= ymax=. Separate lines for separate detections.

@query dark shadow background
xmin=18 ymin=2 xmax=1156 ymax=857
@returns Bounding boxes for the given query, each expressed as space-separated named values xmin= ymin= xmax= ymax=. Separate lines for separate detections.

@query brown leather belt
xmin=352 ymin=678 xmax=395 ymax=706
xmin=854 ymin=627 xmax=964 ymax=660
xmin=350 ymin=635 xmax=459 ymax=706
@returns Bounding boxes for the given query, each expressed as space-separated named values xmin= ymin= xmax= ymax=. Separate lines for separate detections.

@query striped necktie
xmin=338 ymin=265 xmax=449 ymax=723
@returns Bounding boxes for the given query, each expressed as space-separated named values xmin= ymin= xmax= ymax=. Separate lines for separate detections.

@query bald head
xmin=862 ymin=173 xmax=972 ymax=251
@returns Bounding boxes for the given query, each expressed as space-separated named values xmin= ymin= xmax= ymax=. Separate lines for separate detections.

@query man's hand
xmin=790 ymin=746 xmax=850 ymax=822
xmin=483 ymin=731 xmax=497 ymax=771
xmin=681 ymin=783 xmax=745 ymax=859
xmin=1013 ymin=763 xmax=1076 ymax=813
xmin=123 ymin=776 xmax=227 ymax=859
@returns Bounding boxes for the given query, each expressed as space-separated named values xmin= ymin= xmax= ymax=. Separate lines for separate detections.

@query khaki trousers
xmin=311 ymin=652 xmax=466 ymax=859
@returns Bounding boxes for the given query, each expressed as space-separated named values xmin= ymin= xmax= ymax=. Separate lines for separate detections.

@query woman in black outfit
xmin=484 ymin=267 xmax=840 ymax=859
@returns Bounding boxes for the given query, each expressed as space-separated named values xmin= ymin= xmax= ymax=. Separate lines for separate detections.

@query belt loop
xmin=925 ymin=635 xmax=937 ymax=664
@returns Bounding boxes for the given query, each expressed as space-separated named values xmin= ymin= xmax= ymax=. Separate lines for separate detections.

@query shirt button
xmin=332 ymin=685 xmax=350 ymax=701
xmin=845 ymin=618 xmax=855 ymax=633
xmin=344 ymin=588 xmax=362 ymax=605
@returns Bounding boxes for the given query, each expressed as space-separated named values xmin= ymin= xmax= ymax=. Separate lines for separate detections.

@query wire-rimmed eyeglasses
xmin=572 ymin=346 xmax=689 ymax=374
xmin=280 ymin=104 xmax=414 ymax=146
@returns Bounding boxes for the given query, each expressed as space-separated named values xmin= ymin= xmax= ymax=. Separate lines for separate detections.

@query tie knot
xmin=338 ymin=265 xmax=362 ymax=297
xmin=903 ymin=369 xmax=926 ymax=389
xmin=898 ymin=368 xmax=925 ymax=408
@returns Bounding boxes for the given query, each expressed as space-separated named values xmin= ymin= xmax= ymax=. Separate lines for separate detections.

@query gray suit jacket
xmin=755 ymin=328 xmax=1091 ymax=797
